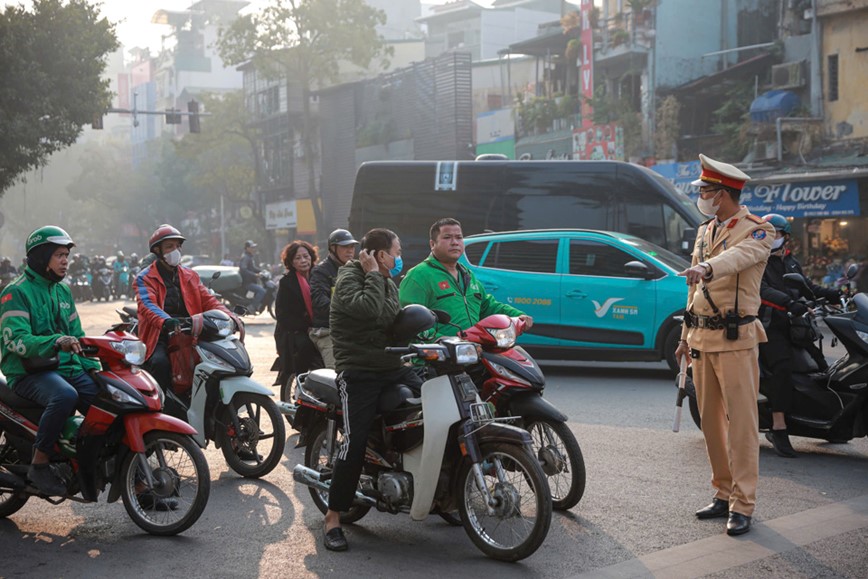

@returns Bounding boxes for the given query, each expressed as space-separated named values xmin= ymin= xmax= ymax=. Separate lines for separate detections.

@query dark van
xmin=348 ymin=160 xmax=703 ymax=269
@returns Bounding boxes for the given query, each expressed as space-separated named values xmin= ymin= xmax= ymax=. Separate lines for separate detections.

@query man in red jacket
xmin=135 ymin=224 xmax=236 ymax=393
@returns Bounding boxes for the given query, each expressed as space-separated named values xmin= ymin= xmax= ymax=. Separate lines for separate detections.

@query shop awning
xmin=749 ymin=90 xmax=800 ymax=123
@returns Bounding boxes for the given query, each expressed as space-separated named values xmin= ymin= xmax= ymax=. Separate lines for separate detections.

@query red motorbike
xmin=0 ymin=328 xmax=211 ymax=535
xmin=459 ymin=314 xmax=586 ymax=510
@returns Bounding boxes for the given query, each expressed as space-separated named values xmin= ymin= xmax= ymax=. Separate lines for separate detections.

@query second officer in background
xmin=675 ymin=154 xmax=774 ymax=536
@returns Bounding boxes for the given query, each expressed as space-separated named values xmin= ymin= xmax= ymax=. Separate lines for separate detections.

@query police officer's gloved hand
xmin=163 ymin=317 xmax=181 ymax=334
xmin=787 ymin=301 xmax=809 ymax=317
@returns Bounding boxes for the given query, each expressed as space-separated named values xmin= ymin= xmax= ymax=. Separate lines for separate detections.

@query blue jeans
xmin=245 ymin=283 xmax=267 ymax=312
xmin=13 ymin=371 xmax=99 ymax=454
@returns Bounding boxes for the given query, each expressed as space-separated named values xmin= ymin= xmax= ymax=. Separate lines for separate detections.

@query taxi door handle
xmin=478 ymin=279 xmax=499 ymax=291
xmin=566 ymin=290 xmax=587 ymax=299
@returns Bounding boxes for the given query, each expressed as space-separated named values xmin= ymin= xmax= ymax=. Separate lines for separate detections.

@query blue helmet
xmin=762 ymin=213 xmax=791 ymax=235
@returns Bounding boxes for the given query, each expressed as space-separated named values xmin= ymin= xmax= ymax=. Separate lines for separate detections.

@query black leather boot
xmin=766 ymin=429 xmax=798 ymax=458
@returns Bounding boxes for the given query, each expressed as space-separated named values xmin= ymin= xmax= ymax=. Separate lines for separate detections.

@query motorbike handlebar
xmin=385 ymin=346 xmax=412 ymax=355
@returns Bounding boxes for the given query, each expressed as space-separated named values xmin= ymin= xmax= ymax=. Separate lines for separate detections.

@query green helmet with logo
xmin=25 ymin=225 xmax=75 ymax=255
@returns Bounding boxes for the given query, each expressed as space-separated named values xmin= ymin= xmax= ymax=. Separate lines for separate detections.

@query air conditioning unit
xmin=750 ymin=140 xmax=779 ymax=161
xmin=771 ymin=61 xmax=806 ymax=89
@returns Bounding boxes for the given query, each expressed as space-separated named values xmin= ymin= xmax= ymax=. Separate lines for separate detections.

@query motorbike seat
xmin=0 ymin=383 xmax=46 ymax=424
xmin=122 ymin=306 xmax=138 ymax=318
xmin=377 ymin=384 xmax=418 ymax=414
xmin=304 ymin=369 xmax=340 ymax=406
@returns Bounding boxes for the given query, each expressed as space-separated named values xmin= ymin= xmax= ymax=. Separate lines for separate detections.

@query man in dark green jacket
xmin=322 ymin=228 xmax=422 ymax=552
xmin=399 ymin=218 xmax=533 ymax=335
xmin=1 ymin=226 xmax=100 ymax=496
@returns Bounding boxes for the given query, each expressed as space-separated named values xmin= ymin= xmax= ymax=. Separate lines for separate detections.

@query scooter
xmin=291 ymin=307 xmax=552 ymax=562
xmin=682 ymin=272 xmax=868 ymax=445
xmin=458 ymin=314 xmax=586 ymax=510
xmin=0 ymin=328 xmax=211 ymax=535
xmin=92 ymin=266 xmax=113 ymax=301
xmin=117 ymin=308 xmax=286 ymax=478
xmin=114 ymin=262 xmax=130 ymax=299
xmin=196 ymin=267 xmax=277 ymax=319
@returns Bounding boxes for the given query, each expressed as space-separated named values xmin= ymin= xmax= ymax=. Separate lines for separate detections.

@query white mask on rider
xmin=696 ymin=191 xmax=722 ymax=217
xmin=163 ymin=249 xmax=182 ymax=267
xmin=771 ymin=237 xmax=786 ymax=251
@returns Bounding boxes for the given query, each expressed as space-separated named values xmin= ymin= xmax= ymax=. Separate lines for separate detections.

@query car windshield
xmin=619 ymin=236 xmax=689 ymax=272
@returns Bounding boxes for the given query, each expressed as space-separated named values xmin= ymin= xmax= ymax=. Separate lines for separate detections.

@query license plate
xmin=469 ymin=402 xmax=494 ymax=423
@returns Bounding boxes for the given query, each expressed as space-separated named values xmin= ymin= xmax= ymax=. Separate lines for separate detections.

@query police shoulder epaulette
xmin=745 ymin=214 xmax=764 ymax=224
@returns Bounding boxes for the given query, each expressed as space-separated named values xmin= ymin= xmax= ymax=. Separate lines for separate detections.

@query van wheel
xmin=663 ymin=325 xmax=681 ymax=374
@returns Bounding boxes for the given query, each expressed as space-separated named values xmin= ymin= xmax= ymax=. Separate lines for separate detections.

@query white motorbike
xmin=118 ymin=309 xmax=286 ymax=478
xmin=291 ymin=307 xmax=552 ymax=561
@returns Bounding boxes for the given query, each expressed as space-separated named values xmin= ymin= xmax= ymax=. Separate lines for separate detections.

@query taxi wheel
xmin=663 ymin=325 xmax=681 ymax=374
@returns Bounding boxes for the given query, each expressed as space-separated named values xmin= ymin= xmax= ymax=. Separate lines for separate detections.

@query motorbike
xmin=197 ymin=267 xmax=277 ymax=319
xmin=291 ymin=309 xmax=553 ymax=562
xmin=114 ymin=263 xmax=130 ymax=299
xmin=128 ymin=264 xmax=141 ymax=298
xmin=117 ymin=308 xmax=286 ymax=478
xmin=457 ymin=314 xmax=586 ymax=511
xmin=0 ymin=328 xmax=211 ymax=535
xmin=92 ymin=266 xmax=114 ymax=302
xmin=70 ymin=272 xmax=93 ymax=302
xmin=0 ymin=271 xmax=18 ymax=293
xmin=682 ymin=271 xmax=868 ymax=445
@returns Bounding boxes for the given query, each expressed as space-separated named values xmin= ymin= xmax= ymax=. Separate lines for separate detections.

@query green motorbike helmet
xmin=25 ymin=225 xmax=75 ymax=255
xmin=762 ymin=213 xmax=791 ymax=235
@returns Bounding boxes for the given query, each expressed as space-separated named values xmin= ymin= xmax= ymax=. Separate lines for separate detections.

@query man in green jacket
xmin=399 ymin=217 xmax=533 ymax=335
xmin=1 ymin=226 xmax=101 ymax=496
xmin=322 ymin=228 xmax=422 ymax=552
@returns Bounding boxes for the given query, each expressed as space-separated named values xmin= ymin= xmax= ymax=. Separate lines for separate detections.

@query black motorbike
xmin=92 ymin=266 xmax=113 ymax=301
xmin=195 ymin=266 xmax=277 ymax=319
xmin=683 ymin=272 xmax=868 ymax=445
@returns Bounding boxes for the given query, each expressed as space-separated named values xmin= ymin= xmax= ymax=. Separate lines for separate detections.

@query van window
xmin=568 ymin=240 xmax=636 ymax=277
xmin=482 ymin=240 xmax=558 ymax=273
xmin=464 ymin=242 xmax=487 ymax=265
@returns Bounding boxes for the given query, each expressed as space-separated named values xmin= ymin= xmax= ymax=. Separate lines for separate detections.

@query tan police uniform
xmin=680 ymin=156 xmax=775 ymax=518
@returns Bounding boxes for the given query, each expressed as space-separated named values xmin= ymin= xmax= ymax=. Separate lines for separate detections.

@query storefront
xmin=653 ymin=160 xmax=868 ymax=283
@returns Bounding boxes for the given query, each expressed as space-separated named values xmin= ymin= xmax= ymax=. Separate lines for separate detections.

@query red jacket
xmin=135 ymin=262 xmax=229 ymax=359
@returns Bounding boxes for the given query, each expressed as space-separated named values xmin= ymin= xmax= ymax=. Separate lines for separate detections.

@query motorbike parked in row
xmin=0 ymin=328 xmax=211 ymax=535
xmin=457 ymin=314 xmax=586 ymax=510
xmin=116 ymin=308 xmax=285 ymax=478
xmin=291 ymin=307 xmax=552 ymax=562
xmin=92 ymin=266 xmax=114 ymax=302
xmin=195 ymin=266 xmax=277 ymax=319
xmin=682 ymin=271 xmax=868 ymax=445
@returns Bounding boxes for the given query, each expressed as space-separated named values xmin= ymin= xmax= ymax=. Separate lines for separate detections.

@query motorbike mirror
xmin=783 ymin=272 xmax=816 ymax=299
xmin=233 ymin=304 xmax=248 ymax=316
xmin=681 ymin=227 xmax=696 ymax=255
xmin=847 ymin=263 xmax=859 ymax=280
xmin=211 ymin=271 xmax=221 ymax=280
xmin=432 ymin=309 xmax=452 ymax=324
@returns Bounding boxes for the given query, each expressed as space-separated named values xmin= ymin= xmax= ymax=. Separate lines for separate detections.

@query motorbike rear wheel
xmin=120 ymin=431 xmax=210 ymax=536
xmin=217 ymin=393 xmax=286 ymax=478
xmin=268 ymin=303 xmax=276 ymax=320
xmin=524 ymin=418 xmax=586 ymax=510
xmin=0 ymin=429 xmax=30 ymax=517
xmin=303 ymin=424 xmax=370 ymax=524
xmin=458 ymin=442 xmax=552 ymax=562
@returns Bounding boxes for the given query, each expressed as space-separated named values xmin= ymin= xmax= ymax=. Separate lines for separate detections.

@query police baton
xmin=673 ymin=354 xmax=688 ymax=432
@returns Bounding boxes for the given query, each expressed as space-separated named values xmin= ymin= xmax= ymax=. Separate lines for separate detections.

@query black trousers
xmin=146 ymin=340 xmax=172 ymax=394
xmin=327 ymin=366 xmax=422 ymax=512
xmin=759 ymin=325 xmax=793 ymax=413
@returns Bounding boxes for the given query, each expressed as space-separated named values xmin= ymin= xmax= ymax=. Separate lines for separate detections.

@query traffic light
xmin=165 ymin=109 xmax=182 ymax=124
xmin=92 ymin=113 xmax=104 ymax=130
xmin=188 ymin=100 xmax=200 ymax=133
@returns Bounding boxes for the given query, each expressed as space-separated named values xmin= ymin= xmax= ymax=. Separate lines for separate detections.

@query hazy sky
xmin=5 ymin=0 xmax=479 ymax=54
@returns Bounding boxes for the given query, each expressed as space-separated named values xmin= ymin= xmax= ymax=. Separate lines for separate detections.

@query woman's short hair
xmin=361 ymin=228 xmax=397 ymax=255
xmin=281 ymin=240 xmax=317 ymax=270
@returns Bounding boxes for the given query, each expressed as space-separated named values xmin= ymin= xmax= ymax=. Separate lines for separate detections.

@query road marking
xmin=568 ymin=494 xmax=868 ymax=578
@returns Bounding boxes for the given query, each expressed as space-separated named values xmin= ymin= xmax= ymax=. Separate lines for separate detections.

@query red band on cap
xmin=699 ymin=168 xmax=746 ymax=191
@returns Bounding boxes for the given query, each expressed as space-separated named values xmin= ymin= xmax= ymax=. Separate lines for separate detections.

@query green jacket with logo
xmin=0 ymin=267 xmax=100 ymax=387
xmin=330 ymin=261 xmax=403 ymax=373
xmin=399 ymin=255 xmax=524 ymax=338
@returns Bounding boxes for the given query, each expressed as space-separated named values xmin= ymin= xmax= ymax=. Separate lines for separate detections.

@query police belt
xmin=684 ymin=312 xmax=756 ymax=330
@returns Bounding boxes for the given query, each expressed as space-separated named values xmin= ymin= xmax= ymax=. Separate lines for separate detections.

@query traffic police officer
xmin=675 ymin=154 xmax=775 ymax=536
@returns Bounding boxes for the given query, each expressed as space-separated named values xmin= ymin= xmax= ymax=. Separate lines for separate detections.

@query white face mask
xmin=771 ymin=237 xmax=786 ymax=251
xmin=163 ymin=249 xmax=182 ymax=267
xmin=696 ymin=192 xmax=722 ymax=217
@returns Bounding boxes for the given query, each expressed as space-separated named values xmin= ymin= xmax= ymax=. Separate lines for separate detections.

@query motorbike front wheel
xmin=303 ymin=424 xmax=371 ymax=524
xmin=524 ymin=418 xmax=586 ymax=510
xmin=217 ymin=393 xmax=285 ymax=478
xmin=268 ymin=303 xmax=276 ymax=320
xmin=120 ymin=431 xmax=210 ymax=536
xmin=0 ymin=429 xmax=30 ymax=518
xmin=458 ymin=442 xmax=552 ymax=562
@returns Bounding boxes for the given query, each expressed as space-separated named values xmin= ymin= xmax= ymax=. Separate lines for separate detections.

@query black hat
xmin=328 ymin=229 xmax=359 ymax=247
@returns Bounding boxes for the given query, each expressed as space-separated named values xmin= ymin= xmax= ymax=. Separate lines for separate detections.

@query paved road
xmin=1 ymin=299 xmax=866 ymax=578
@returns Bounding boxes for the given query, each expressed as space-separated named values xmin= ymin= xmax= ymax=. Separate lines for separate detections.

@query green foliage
xmin=0 ymin=0 xmax=118 ymax=193
xmin=586 ymin=87 xmax=642 ymax=158
xmin=711 ymin=81 xmax=755 ymax=161
xmin=655 ymin=95 xmax=681 ymax=159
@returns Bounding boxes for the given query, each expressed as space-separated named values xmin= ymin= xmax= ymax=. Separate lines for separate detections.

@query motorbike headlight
xmin=110 ymin=340 xmax=147 ymax=366
xmin=212 ymin=316 xmax=235 ymax=338
xmin=106 ymin=383 xmax=145 ymax=406
xmin=486 ymin=324 xmax=516 ymax=348
xmin=857 ymin=330 xmax=868 ymax=344
xmin=453 ymin=342 xmax=480 ymax=365
xmin=487 ymin=360 xmax=532 ymax=387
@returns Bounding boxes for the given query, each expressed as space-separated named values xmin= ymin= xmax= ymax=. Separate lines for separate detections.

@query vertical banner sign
xmin=579 ymin=0 xmax=594 ymax=128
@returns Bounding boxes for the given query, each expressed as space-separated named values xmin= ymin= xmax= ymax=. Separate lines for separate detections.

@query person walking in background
xmin=308 ymin=229 xmax=360 ymax=369
xmin=675 ymin=154 xmax=774 ymax=537
xmin=273 ymin=240 xmax=320 ymax=388
xmin=220 ymin=253 xmax=235 ymax=266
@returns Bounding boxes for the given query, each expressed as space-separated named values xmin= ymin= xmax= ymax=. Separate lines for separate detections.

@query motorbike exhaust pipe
xmin=292 ymin=465 xmax=377 ymax=508
xmin=277 ymin=401 xmax=297 ymax=425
